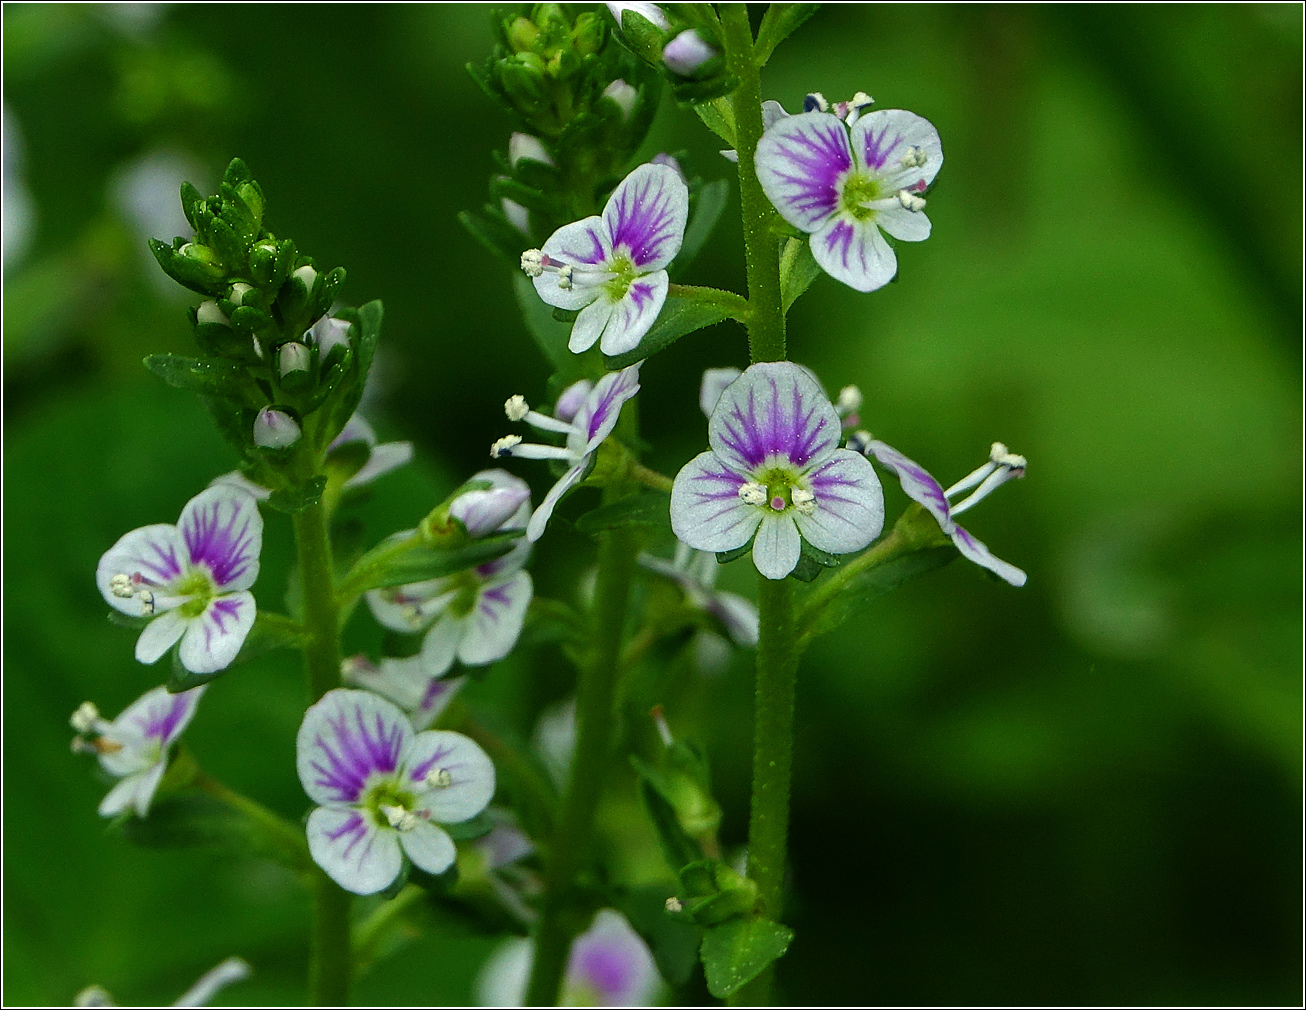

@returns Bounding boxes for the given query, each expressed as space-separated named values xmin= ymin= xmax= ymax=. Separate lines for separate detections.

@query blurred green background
xmin=4 ymin=3 xmax=1300 ymax=1006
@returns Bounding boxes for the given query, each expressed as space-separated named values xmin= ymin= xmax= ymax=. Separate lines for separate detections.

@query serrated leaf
xmin=675 ymin=179 xmax=729 ymax=276
xmin=701 ymin=917 xmax=795 ymax=998
xmin=800 ymin=545 xmax=956 ymax=641
xmin=574 ymin=491 xmax=671 ymax=535
xmin=602 ymin=288 xmax=745 ymax=369
xmin=144 ymin=354 xmax=260 ymax=406
xmin=780 ymin=236 xmax=822 ymax=311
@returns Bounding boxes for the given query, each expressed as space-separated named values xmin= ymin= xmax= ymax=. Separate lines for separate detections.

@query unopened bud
xmin=602 ymin=79 xmax=639 ymax=119
xmin=509 ymin=132 xmax=554 ymax=169
xmin=663 ymin=29 xmax=717 ymax=77
xmin=450 ymin=486 xmax=530 ymax=537
xmin=253 ymin=407 xmax=301 ymax=449
xmin=229 ymin=282 xmax=256 ymax=305
xmin=278 ymin=341 xmax=310 ymax=378
xmin=607 ymin=2 xmax=669 ymax=31
xmin=307 ymin=315 xmax=351 ymax=357
xmin=291 ymin=264 xmax=317 ymax=293
xmin=197 ymin=300 xmax=229 ymax=327
xmin=501 ymin=197 xmax=531 ymax=236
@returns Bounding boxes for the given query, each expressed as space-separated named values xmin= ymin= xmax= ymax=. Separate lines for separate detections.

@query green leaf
xmin=754 ymin=3 xmax=821 ymax=65
xmin=460 ymin=208 xmax=529 ymax=264
xmin=441 ymin=811 xmax=495 ymax=841
xmin=675 ymin=179 xmax=729 ymax=275
xmin=789 ymin=539 xmax=842 ymax=583
xmin=143 ymin=354 xmax=260 ymax=406
xmin=121 ymin=793 xmax=309 ymax=872
xmin=692 ymin=97 xmax=736 ymax=147
xmin=701 ymin=917 xmax=795 ymax=998
xmin=602 ymin=287 xmax=746 ymax=369
xmin=779 ymin=236 xmax=822 ymax=311
xmin=267 ymin=476 xmax=327 ymax=515
xmin=573 ymin=491 xmax=671 ymax=535
xmin=354 ymin=300 xmax=383 ymax=387
xmin=635 ymin=771 xmax=704 ymax=872
xmin=716 ymin=536 xmax=754 ymax=565
xmin=801 ymin=545 xmax=956 ymax=641
xmin=340 ymin=531 xmax=521 ymax=598
xmin=514 ymin=273 xmax=591 ymax=382
xmin=107 ymin=610 xmax=152 ymax=630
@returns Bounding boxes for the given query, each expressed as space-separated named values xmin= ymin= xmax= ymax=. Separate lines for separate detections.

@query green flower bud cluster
xmin=463 ymin=3 xmax=662 ymax=255
xmin=610 ymin=3 xmax=736 ymax=105
xmin=145 ymin=158 xmax=382 ymax=511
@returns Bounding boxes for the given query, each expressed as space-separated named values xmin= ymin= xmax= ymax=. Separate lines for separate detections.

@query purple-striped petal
xmin=699 ymin=367 xmax=742 ymax=419
xmin=297 ymin=689 xmax=413 ymax=806
xmin=810 ymin=213 xmax=897 ymax=293
xmin=950 ymin=525 xmax=1027 ymax=587
xmin=670 ymin=451 xmax=761 ymax=552
xmin=525 ymin=463 xmax=586 ymax=543
xmin=755 ymin=111 xmax=853 ymax=232
xmin=177 ymin=486 xmax=262 ymax=592
xmin=176 ymin=592 xmax=255 ymax=673
xmin=793 ymin=448 xmax=884 ymax=554
xmin=574 ymin=362 xmax=642 ymax=456
xmin=97 ymin=523 xmax=188 ymax=615
xmin=398 ymin=821 xmax=458 ymax=876
xmin=568 ymin=298 xmax=615 ymax=354
xmin=753 ymin=513 xmax=802 ymax=580
xmin=366 ymin=573 xmax=455 ymax=635
xmin=536 ymin=218 xmax=611 ymax=311
xmin=306 ymin=806 xmax=403 ymax=894
xmin=602 ymin=163 xmax=688 ymax=271
xmin=113 ymin=683 xmax=206 ymax=752
xmin=450 ymin=475 xmax=532 ymax=538
xmin=458 ymin=571 xmax=532 ymax=666
xmin=407 ymin=729 xmax=496 ymax=823
xmin=864 ymin=439 xmax=954 ymax=532
xmin=599 ymin=269 xmax=669 ymax=356
xmin=852 ymin=109 xmax=943 ymax=190
xmin=345 ymin=655 xmax=465 ymax=731
xmin=707 ymin=361 xmax=841 ymax=473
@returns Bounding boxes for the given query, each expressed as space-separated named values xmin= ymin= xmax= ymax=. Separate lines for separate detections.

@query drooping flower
xmin=476 ymin=908 xmax=663 ymax=1007
xmin=520 ymin=165 xmax=687 ymax=356
xmin=297 ymin=689 xmax=495 ymax=894
xmin=343 ymin=654 xmax=465 ymax=731
xmin=755 ymin=104 xmax=942 ymax=292
xmin=75 ymin=956 xmax=250 ymax=1008
xmin=671 ymin=362 xmax=884 ymax=580
xmin=97 ymin=486 xmax=262 ymax=673
xmin=70 ymin=685 xmax=205 ymax=817
xmin=491 ymin=363 xmax=642 ymax=542
xmin=639 ymin=542 xmax=759 ymax=649
xmin=853 ymin=435 xmax=1028 ymax=586
xmin=366 ymin=470 xmax=533 ymax=678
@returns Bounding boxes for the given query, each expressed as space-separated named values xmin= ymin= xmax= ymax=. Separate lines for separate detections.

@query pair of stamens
xmin=519 ymin=250 xmax=615 ymax=290
xmin=738 ymin=482 xmax=817 ymax=515
xmin=491 ymin=396 xmax=585 ymax=462
xmin=109 ymin=571 xmax=158 ymax=614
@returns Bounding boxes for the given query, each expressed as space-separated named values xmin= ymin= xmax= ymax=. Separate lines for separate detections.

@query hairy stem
xmin=293 ymin=500 xmax=352 ymax=1006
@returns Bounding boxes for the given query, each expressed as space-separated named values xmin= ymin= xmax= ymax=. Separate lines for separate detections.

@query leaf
xmin=800 ymin=546 xmax=956 ymax=641
xmin=789 ymin=539 xmax=842 ymax=583
xmin=513 ymin=274 xmax=591 ymax=382
xmin=700 ymin=917 xmax=795 ymax=999
xmin=441 ymin=811 xmax=495 ymax=841
xmin=603 ymin=288 xmax=746 ymax=369
xmin=692 ymin=97 xmax=737 ymax=148
xmin=574 ymin=491 xmax=671 ymax=535
xmin=675 ymin=179 xmax=730 ymax=275
xmin=754 ymin=4 xmax=821 ymax=65
xmin=340 ymin=531 xmax=521 ymax=597
xmin=460 ymin=208 xmax=529 ymax=264
xmin=354 ymin=300 xmax=383 ymax=384
xmin=779 ymin=236 xmax=822 ymax=311
xmin=121 ymin=793 xmax=309 ymax=872
xmin=635 ymin=770 xmax=704 ymax=873
xmin=143 ymin=354 xmax=260 ymax=406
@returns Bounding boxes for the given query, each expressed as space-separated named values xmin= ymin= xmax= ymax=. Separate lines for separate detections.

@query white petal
xmin=598 ymin=270 xmax=668 ymax=356
xmin=573 ymin=363 xmax=642 ymax=456
xmin=135 ymin=610 xmax=189 ymax=664
xmin=568 ymin=297 xmax=615 ymax=354
xmin=752 ymin=513 xmax=802 ymax=580
xmin=670 ymin=451 xmax=760 ymax=553
xmin=306 ymin=806 xmax=403 ymax=895
xmin=567 ymin=909 xmax=663 ymax=1006
xmin=208 ymin=470 xmax=272 ymax=502
xmin=810 ymin=214 xmax=897 ymax=293
xmin=477 ymin=938 xmax=533 ymax=1007
xmin=406 ymin=730 xmax=496 ymax=823
xmin=755 ymin=111 xmax=853 ymax=232
xmin=535 ymin=217 xmax=611 ymax=311
xmin=366 ymin=573 xmax=455 ymax=633
xmin=699 ymin=367 xmax=742 ymax=419
xmin=526 ymin=463 xmax=586 ymax=543
xmin=793 ymin=448 xmax=884 ymax=554
xmin=399 ymin=821 xmax=457 ymax=876
xmin=176 ymin=592 xmax=256 ymax=674
xmin=99 ymin=770 xmax=146 ymax=817
xmin=707 ymin=361 xmax=843 ymax=473
xmin=419 ymin=612 xmax=467 ymax=678
xmin=951 ymin=525 xmax=1027 ymax=587
xmin=297 ymin=689 xmax=413 ymax=806
xmin=864 ymin=439 xmax=954 ymax=533
xmin=176 ymin=485 xmax=263 ymax=593
xmin=97 ymin=523 xmax=188 ymax=615
xmin=602 ymin=163 xmax=689 ymax=271
xmin=129 ymin=760 xmax=167 ymax=816
xmin=852 ymin=108 xmax=943 ymax=190
xmin=459 ymin=571 xmax=532 ymax=666
xmin=706 ymin=591 xmax=759 ymax=647
xmin=344 ymin=441 xmax=414 ymax=489
xmin=875 ymin=202 xmax=931 ymax=242
xmin=109 ymin=683 xmax=206 ymax=754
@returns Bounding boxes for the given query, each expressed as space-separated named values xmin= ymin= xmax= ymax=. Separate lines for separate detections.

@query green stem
xmin=524 ymin=503 xmax=640 ymax=1006
xmin=292 ymin=500 xmax=352 ymax=1006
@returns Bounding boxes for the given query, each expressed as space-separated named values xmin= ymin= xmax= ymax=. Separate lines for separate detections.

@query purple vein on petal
xmin=861 ymin=125 xmax=905 ymax=171
xmin=608 ymin=172 xmax=677 ymax=268
xmin=140 ymin=537 xmax=183 ymax=583
xmin=765 ymin=120 xmax=851 ymax=224
xmin=310 ymin=705 xmax=404 ymax=803
xmin=135 ymin=693 xmax=192 ymax=744
xmin=184 ymin=500 xmax=255 ymax=587
xmin=408 ymin=741 xmax=454 ymax=783
xmin=326 ymin=811 xmax=368 ymax=860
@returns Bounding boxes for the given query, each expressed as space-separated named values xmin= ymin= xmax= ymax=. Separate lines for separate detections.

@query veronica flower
xmin=343 ymin=655 xmax=465 ymax=731
xmin=297 ymin=689 xmax=495 ymax=894
xmin=756 ymin=104 xmax=942 ymax=292
xmin=491 ymin=363 xmax=642 ymax=542
xmin=520 ymin=164 xmax=687 ymax=356
xmin=70 ymin=685 xmax=205 ymax=817
xmin=476 ymin=908 xmax=663 ymax=1007
xmin=853 ymin=435 xmax=1028 ymax=586
xmin=671 ymin=362 xmax=884 ymax=580
xmin=97 ymin=486 xmax=261 ymax=673
xmin=366 ymin=470 xmax=533 ymax=678
xmin=640 ymin=542 xmax=759 ymax=648
xmin=75 ymin=956 xmax=250 ymax=1008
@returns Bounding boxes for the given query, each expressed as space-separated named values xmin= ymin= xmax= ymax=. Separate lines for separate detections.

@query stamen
xmin=665 ymin=896 xmax=684 ymax=913
xmin=379 ymin=804 xmax=421 ymax=832
xmin=109 ymin=573 xmax=135 ymax=598
xmin=949 ymin=446 xmax=1027 ymax=516
xmin=505 ymin=395 xmax=529 ymax=422
xmin=850 ymin=91 xmax=874 ymax=109
xmin=425 ymin=767 xmax=453 ymax=789
xmin=803 ymin=92 xmax=828 ymax=113
xmin=835 ymin=385 xmax=863 ymax=416
xmin=520 ymin=250 xmax=544 ymax=277
xmin=401 ymin=604 xmax=425 ymax=630
xmin=846 ymin=429 xmax=873 ymax=455
xmin=899 ymin=146 xmax=929 ymax=169
xmin=70 ymin=702 xmax=101 ymax=734
xmin=738 ymin=482 xmax=767 ymax=506
xmin=556 ymin=264 xmax=574 ymax=290
xmin=791 ymin=487 xmax=817 ymax=515
xmin=897 ymin=190 xmax=927 ymax=212
xmin=490 ymin=435 xmax=523 ymax=459
xmin=138 ymin=590 xmax=156 ymax=615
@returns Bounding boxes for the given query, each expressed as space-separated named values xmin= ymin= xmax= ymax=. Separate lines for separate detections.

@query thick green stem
xmin=293 ymin=501 xmax=352 ymax=1006
xmin=723 ymin=3 xmax=786 ymax=364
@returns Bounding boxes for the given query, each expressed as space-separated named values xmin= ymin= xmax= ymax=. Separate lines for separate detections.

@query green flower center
xmin=363 ymin=779 xmax=416 ymax=829
xmin=174 ymin=568 xmax=216 ymax=618
xmin=840 ymin=172 xmax=881 ymax=221
xmin=603 ymin=252 xmax=638 ymax=300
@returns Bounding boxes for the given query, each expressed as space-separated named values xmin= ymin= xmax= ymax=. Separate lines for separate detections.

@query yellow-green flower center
xmin=603 ymin=252 xmax=638 ymax=300
xmin=840 ymin=172 xmax=881 ymax=221
xmin=174 ymin=569 xmax=216 ymax=618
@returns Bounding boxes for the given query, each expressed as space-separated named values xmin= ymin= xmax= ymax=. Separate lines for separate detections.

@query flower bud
xmin=197 ymin=300 xmax=230 ymax=327
xmin=571 ymin=11 xmax=604 ymax=56
xmin=291 ymin=264 xmax=317 ymax=294
xmin=501 ymin=197 xmax=531 ymax=236
xmin=277 ymin=341 xmax=311 ymax=378
xmin=662 ymin=29 xmax=717 ymax=77
xmin=229 ymin=282 xmax=256 ymax=306
xmin=607 ymin=2 xmax=669 ymax=31
xmin=253 ymin=407 xmax=301 ymax=449
xmin=449 ymin=486 xmax=530 ymax=537
xmin=506 ymin=15 xmax=540 ymax=53
xmin=601 ymin=79 xmax=639 ymax=120
xmin=307 ymin=315 xmax=351 ymax=358
xmin=508 ymin=132 xmax=554 ymax=169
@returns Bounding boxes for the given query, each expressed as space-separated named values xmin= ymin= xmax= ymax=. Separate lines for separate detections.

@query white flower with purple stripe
xmin=640 ymin=543 xmax=759 ymax=648
xmin=855 ymin=435 xmax=1028 ymax=586
xmin=521 ymin=164 xmax=687 ymax=356
xmin=671 ymin=362 xmax=884 ymax=580
xmin=491 ymin=363 xmax=642 ymax=542
xmin=476 ymin=908 xmax=663 ymax=1007
xmin=297 ymin=689 xmax=495 ymax=894
xmin=70 ymin=685 xmax=205 ymax=817
xmin=756 ymin=106 xmax=942 ymax=292
xmin=343 ymin=654 xmax=465 ymax=731
xmin=97 ymin=486 xmax=261 ymax=673
xmin=366 ymin=470 xmax=533 ymax=678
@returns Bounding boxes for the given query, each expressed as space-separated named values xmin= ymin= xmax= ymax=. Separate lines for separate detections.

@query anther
xmin=490 ymin=434 xmax=523 ymax=459
xmin=900 ymin=146 xmax=929 ymax=169
xmin=138 ymin=590 xmax=156 ymax=615
xmin=109 ymin=573 xmax=135 ymax=599
xmin=70 ymin=702 xmax=101 ymax=734
xmin=504 ymin=395 xmax=529 ymax=422
xmin=803 ymin=92 xmax=828 ymax=113
xmin=379 ymin=804 xmax=420 ymax=832
xmin=425 ymin=767 xmax=453 ymax=789
xmin=835 ymin=385 xmax=863 ymax=416
xmin=850 ymin=91 xmax=874 ymax=109
xmin=738 ymin=482 xmax=767 ymax=506
xmin=791 ymin=487 xmax=817 ymax=515
xmin=897 ymin=190 xmax=927 ymax=212
xmin=556 ymin=264 xmax=574 ymax=290
xmin=665 ymin=896 xmax=684 ymax=913
xmin=401 ymin=604 xmax=424 ymax=629
xmin=520 ymin=249 xmax=544 ymax=277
